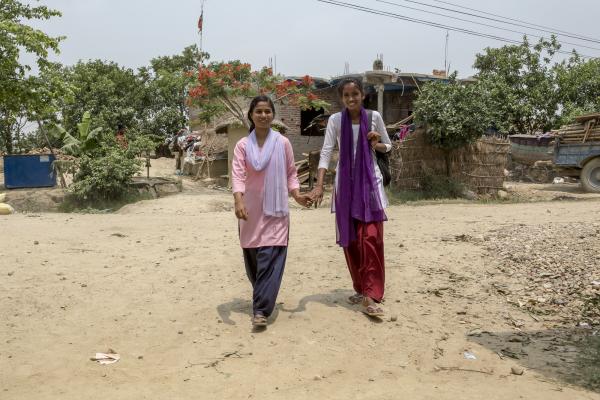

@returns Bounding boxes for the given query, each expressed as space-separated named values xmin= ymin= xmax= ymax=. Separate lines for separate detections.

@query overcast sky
xmin=27 ymin=0 xmax=600 ymax=78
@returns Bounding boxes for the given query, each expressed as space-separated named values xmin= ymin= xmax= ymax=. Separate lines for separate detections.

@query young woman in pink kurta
xmin=231 ymin=96 xmax=311 ymax=327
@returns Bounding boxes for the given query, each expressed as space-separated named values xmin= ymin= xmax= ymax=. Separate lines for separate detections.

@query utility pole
xmin=444 ymin=30 xmax=450 ymax=75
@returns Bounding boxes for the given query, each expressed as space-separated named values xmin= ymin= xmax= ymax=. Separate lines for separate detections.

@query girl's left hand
xmin=367 ymin=131 xmax=381 ymax=149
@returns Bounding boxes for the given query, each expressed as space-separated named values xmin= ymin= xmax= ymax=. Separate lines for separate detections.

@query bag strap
xmin=366 ymin=109 xmax=373 ymax=132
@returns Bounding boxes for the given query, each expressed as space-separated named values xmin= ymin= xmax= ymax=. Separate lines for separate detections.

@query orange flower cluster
xmin=189 ymin=66 xmax=324 ymax=111
xmin=196 ymin=67 xmax=217 ymax=82
xmin=189 ymin=85 xmax=209 ymax=98
xmin=275 ymin=80 xmax=300 ymax=97
xmin=302 ymin=75 xmax=314 ymax=87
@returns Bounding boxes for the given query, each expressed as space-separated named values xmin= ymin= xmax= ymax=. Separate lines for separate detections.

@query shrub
xmin=69 ymin=147 xmax=141 ymax=203
xmin=414 ymin=76 xmax=495 ymax=150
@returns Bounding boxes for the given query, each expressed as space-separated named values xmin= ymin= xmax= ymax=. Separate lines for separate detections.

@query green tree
xmin=140 ymin=45 xmax=208 ymax=137
xmin=554 ymin=55 xmax=600 ymax=126
xmin=474 ymin=37 xmax=562 ymax=135
xmin=54 ymin=46 xmax=207 ymax=143
xmin=413 ymin=75 xmax=496 ymax=176
xmin=414 ymin=75 xmax=495 ymax=149
xmin=0 ymin=0 xmax=63 ymax=153
xmin=56 ymin=60 xmax=146 ymax=135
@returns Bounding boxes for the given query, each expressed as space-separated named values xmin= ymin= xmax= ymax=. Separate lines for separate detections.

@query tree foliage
xmin=0 ymin=0 xmax=64 ymax=153
xmin=473 ymin=37 xmax=562 ymax=135
xmin=415 ymin=36 xmax=600 ymax=151
xmin=554 ymin=55 xmax=600 ymax=126
xmin=188 ymin=62 xmax=329 ymax=127
xmin=50 ymin=45 xmax=207 ymax=144
xmin=56 ymin=60 xmax=146 ymax=135
xmin=49 ymin=111 xmax=102 ymax=156
xmin=140 ymin=45 xmax=208 ymax=137
xmin=414 ymin=75 xmax=494 ymax=149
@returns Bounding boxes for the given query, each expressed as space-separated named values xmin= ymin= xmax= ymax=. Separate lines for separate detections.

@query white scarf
xmin=246 ymin=129 xmax=288 ymax=217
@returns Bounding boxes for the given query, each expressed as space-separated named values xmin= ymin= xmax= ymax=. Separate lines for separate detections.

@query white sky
xmin=26 ymin=0 xmax=600 ymax=78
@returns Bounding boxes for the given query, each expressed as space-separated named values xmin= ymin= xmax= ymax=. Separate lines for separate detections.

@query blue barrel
xmin=3 ymin=154 xmax=57 ymax=189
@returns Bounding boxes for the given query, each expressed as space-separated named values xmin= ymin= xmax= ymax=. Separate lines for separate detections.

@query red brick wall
xmin=276 ymin=103 xmax=301 ymax=136
xmin=384 ymin=91 xmax=416 ymax=124
xmin=319 ymin=87 xmax=342 ymax=115
xmin=274 ymin=87 xmax=337 ymax=160
xmin=285 ymin=134 xmax=325 ymax=162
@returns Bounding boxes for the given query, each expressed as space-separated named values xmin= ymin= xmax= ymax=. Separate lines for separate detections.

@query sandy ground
xmin=1 ymin=159 xmax=600 ymax=399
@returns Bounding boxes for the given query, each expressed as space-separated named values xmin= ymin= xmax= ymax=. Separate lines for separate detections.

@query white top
xmin=318 ymin=111 xmax=392 ymax=209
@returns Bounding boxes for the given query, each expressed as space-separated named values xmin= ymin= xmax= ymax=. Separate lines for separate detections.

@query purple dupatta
xmin=335 ymin=108 xmax=386 ymax=247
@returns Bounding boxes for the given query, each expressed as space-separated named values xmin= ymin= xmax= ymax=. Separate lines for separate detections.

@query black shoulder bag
xmin=366 ymin=110 xmax=391 ymax=187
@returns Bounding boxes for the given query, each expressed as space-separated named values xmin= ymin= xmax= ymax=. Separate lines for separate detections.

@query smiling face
xmin=340 ymin=82 xmax=365 ymax=112
xmin=250 ymin=101 xmax=274 ymax=130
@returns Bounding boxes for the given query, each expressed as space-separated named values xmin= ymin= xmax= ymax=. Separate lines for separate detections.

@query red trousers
xmin=343 ymin=221 xmax=385 ymax=302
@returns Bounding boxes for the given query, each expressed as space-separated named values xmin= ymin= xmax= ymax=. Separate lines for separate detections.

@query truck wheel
xmin=581 ymin=157 xmax=600 ymax=193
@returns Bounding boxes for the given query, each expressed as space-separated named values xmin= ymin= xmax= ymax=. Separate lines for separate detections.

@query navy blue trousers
xmin=242 ymin=246 xmax=287 ymax=317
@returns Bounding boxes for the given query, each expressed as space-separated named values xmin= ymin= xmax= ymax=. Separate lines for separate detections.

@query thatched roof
xmin=214 ymin=118 xmax=245 ymax=134
xmin=200 ymin=133 xmax=228 ymax=155
xmin=386 ymin=114 xmax=414 ymax=131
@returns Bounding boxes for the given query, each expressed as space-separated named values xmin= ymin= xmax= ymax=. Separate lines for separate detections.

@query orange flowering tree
xmin=188 ymin=61 xmax=328 ymax=128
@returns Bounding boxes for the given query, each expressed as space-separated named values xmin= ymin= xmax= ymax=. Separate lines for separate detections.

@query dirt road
xmin=1 ymin=174 xmax=599 ymax=399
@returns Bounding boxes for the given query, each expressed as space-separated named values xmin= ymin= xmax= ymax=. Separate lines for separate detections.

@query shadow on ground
xmin=280 ymin=289 xmax=356 ymax=314
xmin=469 ymin=327 xmax=600 ymax=392
xmin=217 ymin=290 xmax=386 ymax=328
xmin=217 ymin=298 xmax=280 ymax=326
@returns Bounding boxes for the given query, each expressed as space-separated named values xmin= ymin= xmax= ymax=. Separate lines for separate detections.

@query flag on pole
xmin=197 ymin=11 xmax=203 ymax=32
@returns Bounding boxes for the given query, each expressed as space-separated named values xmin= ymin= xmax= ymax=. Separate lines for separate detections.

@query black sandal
xmin=252 ymin=315 xmax=267 ymax=327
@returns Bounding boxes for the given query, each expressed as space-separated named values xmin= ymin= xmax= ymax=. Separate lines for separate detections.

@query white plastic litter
xmin=91 ymin=351 xmax=120 ymax=365
xmin=463 ymin=351 xmax=477 ymax=360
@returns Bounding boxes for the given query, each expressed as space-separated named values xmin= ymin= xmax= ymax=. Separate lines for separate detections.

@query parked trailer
xmin=554 ymin=141 xmax=600 ymax=192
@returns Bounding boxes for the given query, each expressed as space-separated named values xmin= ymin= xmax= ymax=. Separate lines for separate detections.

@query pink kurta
xmin=231 ymin=135 xmax=300 ymax=248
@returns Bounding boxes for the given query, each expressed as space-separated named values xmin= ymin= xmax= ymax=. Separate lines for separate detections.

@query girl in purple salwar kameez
xmin=311 ymin=78 xmax=391 ymax=317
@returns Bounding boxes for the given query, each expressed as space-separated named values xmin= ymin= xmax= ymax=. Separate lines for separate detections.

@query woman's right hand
xmin=310 ymin=185 xmax=324 ymax=208
xmin=234 ymin=198 xmax=249 ymax=220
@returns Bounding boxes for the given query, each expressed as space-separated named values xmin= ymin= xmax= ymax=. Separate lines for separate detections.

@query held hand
xmin=293 ymin=193 xmax=312 ymax=208
xmin=310 ymin=185 xmax=324 ymax=208
xmin=367 ymin=131 xmax=381 ymax=149
xmin=234 ymin=199 xmax=249 ymax=220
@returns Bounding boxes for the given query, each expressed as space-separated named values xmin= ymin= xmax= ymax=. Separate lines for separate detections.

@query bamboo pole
xmin=194 ymin=135 xmax=217 ymax=180
xmin=37 ymin=119 xmax=67 ymax=188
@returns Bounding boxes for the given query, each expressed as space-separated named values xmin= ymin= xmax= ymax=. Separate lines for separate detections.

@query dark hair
xmin=247 ymin=95 xmax=276 ymax=132
xmin=336 ymin=77 xmax=364 ymax=98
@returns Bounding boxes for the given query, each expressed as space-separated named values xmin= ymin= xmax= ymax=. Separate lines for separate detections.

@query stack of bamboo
xmin=295 ymin=150 xmax=321 ymax=186
xmin=558 ymin=113 xmax=600 ymax=144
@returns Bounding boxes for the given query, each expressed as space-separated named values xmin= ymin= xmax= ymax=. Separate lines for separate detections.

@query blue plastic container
xmin=3 ymin=154 xmax=57 ymax=189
